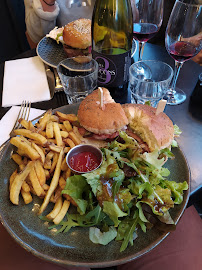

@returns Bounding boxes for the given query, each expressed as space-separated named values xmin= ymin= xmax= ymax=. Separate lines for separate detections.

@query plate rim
xmin=0 ymin=104 xmax=190 ymax=268
xmin=36 ymin=36 xmax=65 ymax=69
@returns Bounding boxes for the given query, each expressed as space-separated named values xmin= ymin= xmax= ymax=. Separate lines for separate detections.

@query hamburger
xmin=63 ymin=18 xmax=92 ymax=62
xmin=77 ymin=88 xmax=129 ymax=148
xmin=122 ymin=103 xmax=174 ymax=152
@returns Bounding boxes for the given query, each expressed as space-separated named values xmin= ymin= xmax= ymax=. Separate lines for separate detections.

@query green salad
xmin=41 ymin=130 xmax=188 ymax=252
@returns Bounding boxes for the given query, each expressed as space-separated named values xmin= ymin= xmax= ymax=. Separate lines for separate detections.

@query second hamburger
xmin=63 ymin=18 xmax=91 ymax=61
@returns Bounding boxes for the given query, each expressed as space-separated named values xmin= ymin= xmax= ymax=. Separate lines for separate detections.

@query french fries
xmin=10 ymin=161 xmax=34 ymax=205
xmin=53 ymin=122 xmax=64 ymax=147
xmin=31 ymin=142 xmax=45 ymax=164
xmin=21 ymin=190 xmax=33 ymax=204
xmin=29 ymin=166 xmax=45 ymax=197
xmin=63 ymin=120 xmax=73 ymax=132
xmin=64 ymin=138 xmax=75 ymax=148
xmin=10 ymin=137 xmax=40 ymax=160
xmin=53 ymin=200 xmax=70 ymax=224
xmin=68 ymin=131 xmax=81 ymax=145
xmin=37 ymin=109 xmax=52 ymax=131
xmin=35 ymin=160 xmax=46 ymax=186
xmin=46 ymin=121 xmax=54 ymax=138
xmin=14 ymin=129 xmax=47 ymax=145
xmin=9 ymin=109 xmax=85 ymax=226
xmin=55 ymin=111 xmax=78 ymax=122
xmin=46 ymin=196 xmax=63 ymax=220
xmin=38 ymin=149 xmax=63 ymax=215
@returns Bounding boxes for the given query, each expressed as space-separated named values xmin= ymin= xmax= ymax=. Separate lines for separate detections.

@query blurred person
xmin=24 ymin=0 xmax=137 ymax=48
xmin=24 ymin=0 xmax=96 ymax=48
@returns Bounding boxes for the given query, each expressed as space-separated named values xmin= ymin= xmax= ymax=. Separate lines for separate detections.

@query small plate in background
xmin=37 ymin=37 xmax=67 ymax=68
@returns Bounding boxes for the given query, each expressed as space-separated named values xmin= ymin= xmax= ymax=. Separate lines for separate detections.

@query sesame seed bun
xmin=122 ymin=104 xmax=174 ymax=151
xmin=63 ymin=18 xmax=91 ymax=49
xmin=78 ymin=88 xmax=129 ymax=135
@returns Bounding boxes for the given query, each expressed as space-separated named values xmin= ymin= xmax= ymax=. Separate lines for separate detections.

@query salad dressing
xmin=97 ymin=175 xmax=123 ymax=208
xmin=143 ymin=197 xmax=165 ymax=214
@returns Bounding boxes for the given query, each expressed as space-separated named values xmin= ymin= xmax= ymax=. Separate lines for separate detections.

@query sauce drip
xmin=69 ymin=151 xmax=100 ymax=172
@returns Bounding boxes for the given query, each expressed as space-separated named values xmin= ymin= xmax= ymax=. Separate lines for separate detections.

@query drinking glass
xmin=129 ymin=60 xmax=173 ymax=107
xmin=57 ymin=57 xmax=98 ymax=104
xmin=164 ymin=0 xmax=202 ymax=105
xmin=132 ymin=0 xmax=164 ymax=60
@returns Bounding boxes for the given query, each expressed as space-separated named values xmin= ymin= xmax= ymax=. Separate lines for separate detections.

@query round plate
xmin=36 ymin=37 xmax=67 ymax=68
xmin=0 ymin=104 xmax=190 ymax=268
xmin=36 ymin=37 xmax=137 ymax=69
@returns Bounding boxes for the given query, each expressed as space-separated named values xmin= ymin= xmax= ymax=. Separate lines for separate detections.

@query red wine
xmin=133 ymin=23 xmax=158 ymax=42
xmin=168 ymin=41 xmax=198 ymax=62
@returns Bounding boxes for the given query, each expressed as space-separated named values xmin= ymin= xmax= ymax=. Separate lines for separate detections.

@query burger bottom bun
xmin=122 ymin=104 xmax=174 ymax=151
xmin=78 ymin=88 xmax=129 ymax=134
xmin=72 ymin=55 xmax=92 ymax=64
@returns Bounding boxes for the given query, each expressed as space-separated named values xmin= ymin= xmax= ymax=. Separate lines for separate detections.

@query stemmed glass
xmin=164 ymin=0 xmax=202 ymax=105
xmin=132 ymin=0 xmax=164 ymax=60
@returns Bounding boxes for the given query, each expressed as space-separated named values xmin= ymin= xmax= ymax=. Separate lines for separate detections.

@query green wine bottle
xmin=92 ymin=0 xmax=133 ymax=102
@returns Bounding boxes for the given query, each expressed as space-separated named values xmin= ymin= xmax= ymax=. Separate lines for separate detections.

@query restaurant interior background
xmin=0 ymin=1 xmax=201 ymax=267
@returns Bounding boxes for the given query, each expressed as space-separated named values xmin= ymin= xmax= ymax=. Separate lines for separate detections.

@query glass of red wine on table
xmin=132 ymin=0 xmax=164 ymax=60
xmin=164 ymin=0 xmax=202 ymax=105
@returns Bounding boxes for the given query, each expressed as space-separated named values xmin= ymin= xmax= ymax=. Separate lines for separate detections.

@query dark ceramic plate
xmin=0 ymin=104 xmax=190 ymax=268
xmin=36 ymin=37 xmax=137 ymax=69
xmin=36 ymin=37 xmax=67 ymax=68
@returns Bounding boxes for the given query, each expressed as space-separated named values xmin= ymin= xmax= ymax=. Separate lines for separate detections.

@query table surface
xmin=1 ymin=42 xmax=202 ymax=194
xmin=0 ymin=42 xmax=202 ymax=270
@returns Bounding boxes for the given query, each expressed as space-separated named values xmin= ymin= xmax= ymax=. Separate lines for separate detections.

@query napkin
xmin=2 ymin=56 xmax=51 ymax=107
xmin=0 ymin=106 xmax=45 ymax=146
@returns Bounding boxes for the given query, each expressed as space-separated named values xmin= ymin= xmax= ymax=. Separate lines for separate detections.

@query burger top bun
xmin=63 ymin=18 xmax=91 ymax=49
xmin=122 ymin=104 xmax=174 ymax=151
xmin=78 ymin=88 xmax=129 ymax=135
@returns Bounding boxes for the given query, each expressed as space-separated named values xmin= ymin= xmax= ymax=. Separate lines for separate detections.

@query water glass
xmin=57 ymin=57 xmax=98 ymax=104
xmin=129 ymin=60 xmax=173 ymax=107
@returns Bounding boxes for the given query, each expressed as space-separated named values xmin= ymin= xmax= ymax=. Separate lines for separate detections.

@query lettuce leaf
xmin=82 ymin=148 xmax=118 ymax=196
xmin=143 ymin=150 xmax=166 ymax=169
xmin=174 ymin=124 xmax=182 ymax=136
xmin=111 ymin=169 xmax=125 ymax=198
xmin=162 ymin=180 xmax=188 ymax=204
xmin=61 ymin=175 xmax=88 ymax=215
xmin=117 ymin=210 xmax=146 ymax=252
xmin=89 ymin=226 xmax=117 ymax=245
xmin=109 ymin=131 xmax=139 ymax=151
xmin=103 ymin=201 xmax=127 ymax=227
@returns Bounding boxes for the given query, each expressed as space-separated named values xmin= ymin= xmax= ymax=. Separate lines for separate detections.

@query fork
xmin=0 ymin=101 xmax=31 ymax=150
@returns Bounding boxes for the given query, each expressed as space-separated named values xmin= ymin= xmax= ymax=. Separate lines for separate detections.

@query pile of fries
xmin=9 ymin=110 xmax=83 ymax=225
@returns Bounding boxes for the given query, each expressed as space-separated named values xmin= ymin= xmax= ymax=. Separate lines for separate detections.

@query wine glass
xmin=164 ymin=0 xmax=202 ymax=105
xmin=132 ymin=0 xmax=164 ymax=60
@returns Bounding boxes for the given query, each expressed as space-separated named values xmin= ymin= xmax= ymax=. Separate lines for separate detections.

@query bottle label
xmin=92 ymin=50 xmax=131 ymax=87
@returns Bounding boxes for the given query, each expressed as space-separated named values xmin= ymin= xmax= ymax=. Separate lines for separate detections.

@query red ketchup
xmin=69 ymin=151 xmax=100 ymax=173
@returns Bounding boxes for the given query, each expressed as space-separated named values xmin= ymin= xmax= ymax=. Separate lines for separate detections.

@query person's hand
xmin=130 ymin=0 xmax=139 ymax=21
xmin=192 ymin=49 xmax=202 ymax=65
xmin=182 ymin=33 xmax=202 ymax=65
